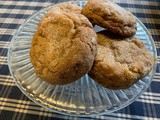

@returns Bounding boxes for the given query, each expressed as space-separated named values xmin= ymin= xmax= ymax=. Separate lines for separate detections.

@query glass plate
xmin=8 ymin=1 xmax=157 ymax=117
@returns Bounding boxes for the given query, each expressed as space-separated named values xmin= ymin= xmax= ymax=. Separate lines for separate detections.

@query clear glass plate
xmin=8 ymin=1 xmax=157 ymax=117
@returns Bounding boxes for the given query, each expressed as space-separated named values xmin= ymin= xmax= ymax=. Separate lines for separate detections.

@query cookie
xmin=89 ymin=30 xmax=153 ymax=89
xmin=30 ymin=12 xmax=97 ymax=84
xmin=82 ymin=0 xmax=137 ymax=37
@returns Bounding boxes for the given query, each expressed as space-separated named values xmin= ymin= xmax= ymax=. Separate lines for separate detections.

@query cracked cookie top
xmin=82 ymin=0 xmax=137 ymax=37
xmin=89 ymin=30 xmax=153 ymax=89
xmin=40 ymin=4 xmax=82 ymax=26
xmin=30 ymin=7 xmax=97 ymax=84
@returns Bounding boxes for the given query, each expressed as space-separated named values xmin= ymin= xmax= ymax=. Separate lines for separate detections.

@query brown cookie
xmin=89 ymin=30 xmax=153 ymax=89
xmin=82 ymin=0 xmax=137 ymax=37
xmin=30 ymin=12 xmax=97 ymax=84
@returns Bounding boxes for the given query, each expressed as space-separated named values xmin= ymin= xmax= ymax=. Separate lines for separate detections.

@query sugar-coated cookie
xmin=89 ymin=30 xmax=153 ymax=89
xmin=82 ymin=0 xmax=137 ymax=37
xmin=30 ymin=11 xmax=97 ymax=84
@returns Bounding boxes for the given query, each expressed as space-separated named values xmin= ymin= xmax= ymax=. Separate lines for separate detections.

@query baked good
xmin=82 ymin=0 xmax=137 ymax=37
xmin=89 ymin=30 xmax=153 ymax=89
xmin=30 ymin=12 xmax=97 ymax=84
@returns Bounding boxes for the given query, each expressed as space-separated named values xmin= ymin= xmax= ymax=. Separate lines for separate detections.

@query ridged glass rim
xmin=7 ymin=1 xmax=157 ymax=117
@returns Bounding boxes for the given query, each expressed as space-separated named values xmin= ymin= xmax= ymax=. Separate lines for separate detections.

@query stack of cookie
xmin=82 ymin=0 xmax=153 ymax=89
xmin=30 ymin=0 xmax=153 ymax=90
